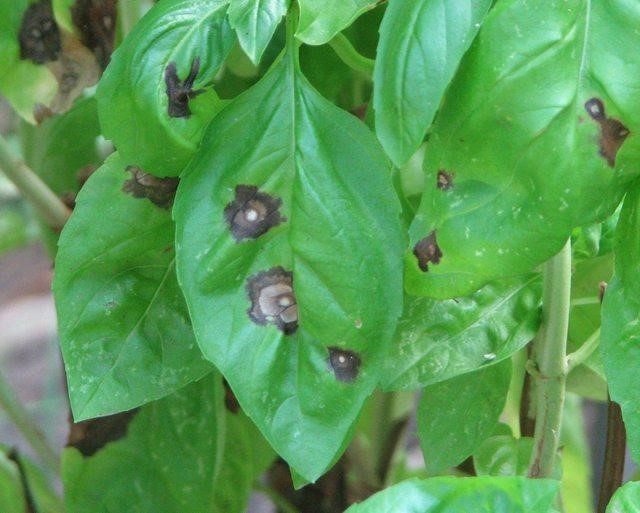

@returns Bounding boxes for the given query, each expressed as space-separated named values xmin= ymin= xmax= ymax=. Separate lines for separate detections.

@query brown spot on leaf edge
xmin=224 ymin=185 xmax=286 ymax=241
xmin=246 ymin=266 xmax=298 ymax=335
xmin=437 ymin=170 xmax=454 ymax=190
xmin=164 ymin=58 xmax=205 ymax=118
xmin=413 ymin=230 xmax=442 ymax=272
xmin=328 ymin=347 xmax=361 ymax=382
xmin=123 ymin=166 xmax=179 ymax=209
xmin=18 ymin=0 xmax=61 ymax=64
xmin=223 ymin=379 xmax=240 ymax=414
xmin=67 ymin=409 xmax=139 ymax=457
xmin=71 ymin=0 xmax=118 ymax=69
xmin=584 ymin=98 xmax=630 ymax=167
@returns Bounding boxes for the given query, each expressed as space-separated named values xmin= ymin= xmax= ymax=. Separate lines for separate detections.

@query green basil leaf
xmin=406 ymin=0 xmax=640 ymax=298
xmin=374 ymin=0 xmax=491 ymax=166
xmin=0 ymin=452 xmax=25 ymax=513
xmin=97 ymin=0 xmax=233 ymax=177
xmin=63 ymin=374 xmax=265 ymax=513
xmin=296 ymin=0 xmax=377 ymax=45
xmin=228 ymin=0 xmax=290 ymax=64
xmin=601 ymin=183 xmax=640 ymax=463
xmin=344 ymin=476 xmax=559 ymax=513
xmin=383 ymin=276 xmax=540 ymax=390
xmin=174 ymin=51 xmax=404 ymax=482
xmin=54 ymin=152 xmax=211 ymax=420
xmin=418 ymin=360 xmax=511 ymax=474
xmin=606 ymin=482 xmax=640 ymax=513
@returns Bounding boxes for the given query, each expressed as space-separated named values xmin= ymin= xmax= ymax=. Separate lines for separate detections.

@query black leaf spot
xmin=223 ymin=379 xmax=240 ymax=414
xmin=437 ymin=170 xmax=454 ymax=190
xmin=584 ymin=97 xmax=630 ymax=167
xmin=246 ymin=267 xmax=298 ymax=335
xmin=328 ymin=347 xmax=361 ymax=382
xmin=413 ymin=230 xmax=442 ymax=272
xmin=71 ymin=0 xmax=117 ymax=69
xmin=18 ymin=0 xmax=61 ymax=64
xmin=224 ymin=185 xmax=286 ymax=241
xmin=122 ymin=166 xmax=179 ymax=209
xmin=67 ymin=409 xmax=139 ymax=456
xmin=164 ymin=58 xmax=205 ymax=118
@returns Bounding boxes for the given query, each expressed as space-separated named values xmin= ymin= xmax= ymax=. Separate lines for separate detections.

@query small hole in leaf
xmin=436 ymin=170 xmax=454 ymax=191
xmin=164 ymin=58 xmax=205 ymax=118
xmin=413 ymin=231 xmax=442 ymax=272
xmin=18 ymin=0 xmax=61 ymax=64
xmin=71 ymin=0 xmax=118 ymax=69
xmin=224 ymin=185 xmax=286 ymax=241
xmin=122 ymin=166 xmax=179 ymax=209
xmin=328 ymin=347 xmax=361 ymax=382
xmin=246 ymin=267 xmax=298 ymax=335
xmin=584 ymin=97 xmax=630 ymax=167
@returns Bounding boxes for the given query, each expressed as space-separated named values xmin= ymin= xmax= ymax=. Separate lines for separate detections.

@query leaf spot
xmin=584 ymin=97 xmax=630 ymax=167
xmin=437 ymin=170 xmax=454 ymax=190
xmin=71 ymin=0 xmax=118 ymax=69
xmin=413 ymin=231 xmax=442 ymax=272
xmin=246 ymin=267 xmax=298 ymax=335
xmin=122 ymin=166 xmax=179 ymax=209
xmin=164 ymin=58 xmax=205 ymax=118
xmin=328 ymin=347 xmax=361 ymax=382
xmin=224 ymin=185 xmax=286 ymax=241
xmin=18 ymin=0 xmax=61 ymax=64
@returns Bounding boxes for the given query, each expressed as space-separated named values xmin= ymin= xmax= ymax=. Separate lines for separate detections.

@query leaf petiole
xmin=329 ymin=33 xmax=375 ymax=78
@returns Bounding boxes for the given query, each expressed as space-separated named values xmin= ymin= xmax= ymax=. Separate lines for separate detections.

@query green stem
xmin=527 ymin=240 xmax=571 ymax=479
xmin=118 ymin=0 xmax=143 ymax=36
xmin=0 ymin=136 xmax=70 ymax=231
xmin=255 ymin=483 xmax=301 ymax=513
xmin=328 ymin=33 xmax=375 ymax=78
xmin=0 ymin=370 xmax=59 ymax=474
xmin=566 ymin=328 xmax=600 ymax=372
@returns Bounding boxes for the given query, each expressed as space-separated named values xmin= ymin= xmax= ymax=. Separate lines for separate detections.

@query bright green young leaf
xmin=374 ymin=0 xmax=492 ymax=166
xmin=418 ymin=359 xmax=511 ymax=474
xmin=0 ymin=0 xmax=57 ymax=122
xmin=344 ymin=476 xmax=559 ymax=513
xmin=606 ymin=481 xmax=640 ymax=513
xmin=228 ymin=0 xmax=290 ymax=64
xmin=63 ymin=374 xmax=267 ymax=513
xmin=174 ymin=49 xmax=404 ymax=482
xmin=601 ymin=183 xmax=640 ymax=463
xmin=406 ymin=0 xmax=640 ymax=299
xmin=97 ymin=0 xmax=233 ymax=177
xmin=383 ymin=276 xmax=540 ymax=390
xmin=296 ymin=0 xmax=377 ymax=45
xmin=54 ymin=153 xmax=211 ymax=420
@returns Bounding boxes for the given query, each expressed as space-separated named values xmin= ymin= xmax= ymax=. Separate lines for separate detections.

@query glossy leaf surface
xmin=55 ymin=153 xmax=210 ymax=420
xmin=344 ymin=476 xmax=559 ymax=513
xmin=296 ymin=0 xmax=376 ymax=45
xmin=228 ymin=0 xmax=290 ymax=64
xmin=406 ymin=0 xmax=640 ymax=298
xmin=418 ymin=360 xmax=511 ymax=473
xmin=606 ymin=482 xmax=640 ymax=513
xmin=601 ymin=183 xmax=640 ymax=463
xmin=174 ymin=52 xmax=404 ymax=482
xmin=383 ymin=276 xmax=540 ymax=390
xmin=97 ymin=0 xmax=233 ymax=176
xmin=374 ymin=0 xmax=491 ymax=166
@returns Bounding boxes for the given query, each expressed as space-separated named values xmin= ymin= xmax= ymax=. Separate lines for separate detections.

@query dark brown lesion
xmin=223 ymin=379 xmax=240 ymax=414
xmin=122 ymin=166 xmax=179 ymax=209
xmin=224 ymin=185 xmax=286 ymax=241
xmin=246 ymin=267 xmax=298 ymax=335
xmin=328 ymin=347 xmax=361 ymax=382
xmin=584 ymin=98 xmax=630 ymax=167
xmin=164 ymin=58 xmax=205 ymax=118
xmin=67 ymin=409 xmax=139 ymax=456
xmin=71 ymin=0 xmax=117 ymax=69
xmin=18 ymin=0 xmax=62 ymax=64
xmin=413 ymin=230 xmax=442 ymax=272
xmin=437 ymin=170 xmax=454 ymax=190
